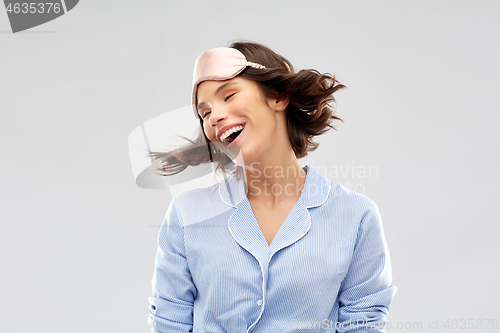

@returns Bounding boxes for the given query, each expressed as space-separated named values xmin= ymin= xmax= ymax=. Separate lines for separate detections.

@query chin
xmin=213 ymin=142 xmax=245 ymax=167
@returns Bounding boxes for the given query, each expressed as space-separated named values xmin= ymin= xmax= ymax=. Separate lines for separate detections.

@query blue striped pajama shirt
xmin=148 ymin=165 xmax=396 ymax=332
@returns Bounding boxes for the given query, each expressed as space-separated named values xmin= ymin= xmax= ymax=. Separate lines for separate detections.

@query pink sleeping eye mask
xmin=191 ymin=47 xmax=266 ymax=119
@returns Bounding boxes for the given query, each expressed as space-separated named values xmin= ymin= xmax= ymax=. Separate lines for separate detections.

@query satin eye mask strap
xmin=246 ymin=61 xmax=266 ymax=69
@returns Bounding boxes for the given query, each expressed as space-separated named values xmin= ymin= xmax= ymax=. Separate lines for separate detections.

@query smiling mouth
xmin=219 ymin=128 xmax=244 ymax=149
xmin=219 ymin=126 xmax=244 ymax=143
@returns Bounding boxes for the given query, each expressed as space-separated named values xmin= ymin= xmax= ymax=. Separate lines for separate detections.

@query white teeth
xmin=219 ymin=125 xmax=244 ymax=142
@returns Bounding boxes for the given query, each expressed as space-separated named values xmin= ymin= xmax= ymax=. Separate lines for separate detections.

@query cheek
xmin=233 ymin=97 xmax=250 ymax=111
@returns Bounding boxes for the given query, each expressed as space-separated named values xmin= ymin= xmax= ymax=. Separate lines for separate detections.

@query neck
xmin=243 ymin=151 xmax=307 ymax=209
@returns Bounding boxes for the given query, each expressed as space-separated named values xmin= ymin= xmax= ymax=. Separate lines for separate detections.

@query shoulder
xmin=329 ymin=181 xmax=378 ymax=207
xmin=321 ymin=180 xmax=379 ymax=222
xmin=172 ymin=182 xmax=220 ymax=208
xmin=168 ymin=181 xmax=232 ymax=227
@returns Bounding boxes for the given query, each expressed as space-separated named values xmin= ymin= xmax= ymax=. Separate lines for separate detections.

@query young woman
xmin=147 ymin=41 xmax=396 ymax=333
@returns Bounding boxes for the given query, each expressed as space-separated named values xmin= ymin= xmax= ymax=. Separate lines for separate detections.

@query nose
xmin=208 ymin=105 xmax=227 ymax=127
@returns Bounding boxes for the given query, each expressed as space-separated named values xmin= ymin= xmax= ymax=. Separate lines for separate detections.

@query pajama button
xmin=257 ymin=300 xmax=263 ymax=306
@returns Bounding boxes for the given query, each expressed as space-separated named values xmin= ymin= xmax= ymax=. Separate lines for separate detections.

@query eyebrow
xmin=197 ymin=82 xmax=239 ymax=114
xmin=215 ymin=82 xmax=238 ymax=96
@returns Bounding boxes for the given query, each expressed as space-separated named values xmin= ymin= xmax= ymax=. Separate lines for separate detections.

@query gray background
xmin=1 ymin=1 xmax=499 ymax=332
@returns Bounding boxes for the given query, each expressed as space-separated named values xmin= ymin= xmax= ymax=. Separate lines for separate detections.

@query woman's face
xmin=196 ymin=77 xmax=287 ymax=165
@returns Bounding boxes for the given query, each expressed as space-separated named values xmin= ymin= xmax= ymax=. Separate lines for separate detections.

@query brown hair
xmin=148 ymin=41 xmax=345 ymax=180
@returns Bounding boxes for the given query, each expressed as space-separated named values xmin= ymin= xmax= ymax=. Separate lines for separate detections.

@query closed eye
xmin=202 ymin=111 xmax=211 ymax=119
xmin=224 ymin=93 xmax=236 ymax=102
